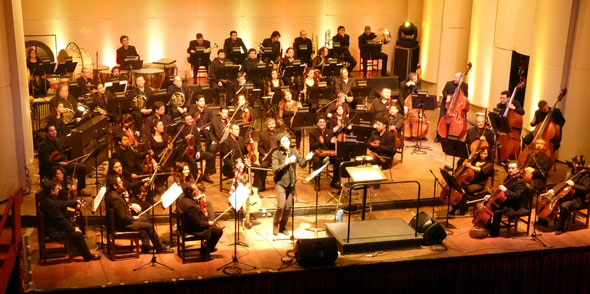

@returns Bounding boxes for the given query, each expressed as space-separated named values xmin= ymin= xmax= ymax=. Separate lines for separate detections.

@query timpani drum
xmin=93 ymin=65 xmax=109 ymax=83
xmin=57 ymin=48 xmax=93 ymax=75
xmin=134 ymin=68 xmax=165 ymax=89
xmin=99 ymin=69 xmax=129 ymax=84
xmin=148 ymin=60 xmax=178 ymax=81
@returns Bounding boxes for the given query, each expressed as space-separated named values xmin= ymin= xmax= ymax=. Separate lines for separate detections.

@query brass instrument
xmin=170 ymin=91 xmax=185 ymax=107
xmin=62 ymin=108 xmax=76 ymax=124
xmin=133 ymin=93 xmax=146 ymax=109
xmin=373 ymin=28 xmax=392 ymax=45
xmin=94 ymin=106 xmax=107 ymax=115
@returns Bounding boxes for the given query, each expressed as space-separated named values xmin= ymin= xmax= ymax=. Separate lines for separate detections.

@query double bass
xmin=403 ymin=64 xmax=430 ymax=139
xmin=437 ymin=63 xmax=472 ymax=139
xmin=497 ymin=81 xmax=525 ymax=161
xmin=518 ymin=88 xmax=567 ymax=168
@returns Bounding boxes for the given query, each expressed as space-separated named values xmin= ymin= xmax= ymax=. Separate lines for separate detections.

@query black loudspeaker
xmin=409 ymin=212 xmax=447 ymax=245
xmin=294 ymin=237 xmax=338 ymax=267
xmin=393 ymin=46 xmax=420 ymax=82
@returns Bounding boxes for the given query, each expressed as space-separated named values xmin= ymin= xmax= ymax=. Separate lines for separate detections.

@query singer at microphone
xmin=270 ymin=133 xmax=313 ymax=237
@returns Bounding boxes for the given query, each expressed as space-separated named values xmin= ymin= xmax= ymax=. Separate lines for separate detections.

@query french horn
xmin=133 ymin=93 xmax=146 ymax=109
xmin=170 ymin=92 xmax=185 ymax=107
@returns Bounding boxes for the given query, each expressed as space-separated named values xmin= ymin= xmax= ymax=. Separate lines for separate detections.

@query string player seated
xmin=367 ymin=115 xmax=396 ymax=170
xmin=309 ymin=116 xmax=341 ymax=190
xmin=175 ymin=112 xmax=216 ymax=183
xmin=553 ymin=155 xmax=590 ymax=235
xmin=451 ymin=146 xmax=494 ymax=215
xmin=220 ymin=124 xmax=249 ymax=179
xmin=522 ymin=139 xmax=551 ymax=194
xmin=523 ymin=100 xmax=566 ymax=151
xmin=177 ymin=183 xmax=224 ymax=258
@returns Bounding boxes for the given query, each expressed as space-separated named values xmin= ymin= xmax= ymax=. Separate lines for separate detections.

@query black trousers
xmin=253 ymin=160 xmax=272 ymax=189
xmin=68 ymin=230 xmax=93 ymax=259
xmin=273 ymin=184 xmax=294 ymax=234
xmin=311 ymin=154 xmax=341 ymax=184
xmin=181 ymin=151 xmax=216 ymax=179
xmin=454 ymin=183 xmax=485 ymax=213
xmin=126 ymin=217 xmax=164 ymax=251
xmin=204 ymin=226 xmax=223 ymax=252
xmin=556 ymin=197 xmax=583 ymax=231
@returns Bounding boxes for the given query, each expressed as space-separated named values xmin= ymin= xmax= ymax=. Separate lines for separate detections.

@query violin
xmin=143 ymin=151 xmax=154 ymax=174
xmin=49 ymin=150 xmax=63 ymax=162
xmin=241 ymin=103 xmax=251 ymax=124
xmin=246 ymin=128 xmax=257 ymax=163
xmin=437 ymin=62 xmax=472 ymax=139
xmin=184 ymin=125 xmax=197 ymax=158
xmin=70 ymin=199 xmax=86 ymax=224
xmin=194 ymin=184 xmax=209 ymax=219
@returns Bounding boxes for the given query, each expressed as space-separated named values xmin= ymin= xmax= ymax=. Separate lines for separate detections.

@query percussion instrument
xmin=57 ymin=47 xmax=93 ymax=75
xmin=92 ymin=65 xmax=109 ymax=83
xmin=149 ymin=59 xmax=178 ymax=82
xmin=134 ymin=68 xmax=165 ymax=89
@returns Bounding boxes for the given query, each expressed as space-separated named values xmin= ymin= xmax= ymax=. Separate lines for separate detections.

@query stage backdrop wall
xmin=21 ymin=0 xmax=413 ymax=76
xmin=0 ymin=0 xmax=30 ymax=201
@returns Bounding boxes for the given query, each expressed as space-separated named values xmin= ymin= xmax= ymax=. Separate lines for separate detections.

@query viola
xmin=518 ymin=88 xmax=567 ymax=168
xmin=49 ymin=150 xmax=63 ymax=162
xmin=184 ymin=125 xmax=197 ymax=158
xmin=245 ymin=128 xmax=257 ymax=163
xmin=497 ymin=80 xmax=525 ymax=161
xmin=195 ymin=193 xmax=209 ymax=219
xmin=143 ymin=152 xmax=154 ymax=174
xmin=437 ymin=63 xmax=472 ymax=139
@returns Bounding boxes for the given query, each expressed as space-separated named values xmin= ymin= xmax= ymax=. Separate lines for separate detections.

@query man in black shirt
xmin=187 ymin=33 xmax=212 ymax=83
xmin=39 ymin=180 xmax=100 ymax=262
xmin=112 ymin=133 xmax=153 ymax=180
xmin=554 ymin=155 xmax=590 ymax=235
xmin=220 ymin=124 xmax=248 ymax=178
xmin=143 ymin=101 xmax=172 ymax=137
xmin=465 ymin=114 xmax=495 ymax=147
xmin=309 ymin=116 xmax=341 ymax=189
xmin=523 ymin=100 xmax=566 ymax=150
xmin=496 ymin=90 xmax=524 ymax=115
xmin=38 ymin=125 xmax=89 ymax=195
xmin=358 ymin=26 xmax=388 ymax=76
xmin=334 ymin=68 xmax=355 ymax=95
xmin=50 ymin=84 xmax=82 ymax=124
xmin=226 ymin=72 xmax=248 ymax=106
xmin=368 ymin=115 xmax=396 ymax=170
xmin=243 ymin=49 xmax=265 ymax=89
xmin=485 ymin=161 xmax=527 ymax=237
xmin=223 ymin=30 xmax=248 ymax=64
xmin=436 ymin=72 xmax=468 ymax=142
xmin=209 ymin=49 xmax=228 ymax=100
xmin=254 ymin=118 xmax=280 ymax=191
xmin=75 ymin=68 xmax=96 ymax=96
xmin=332 ymin=26 xmax=357 ymax=74
xmin=167 ymin=76 xmax=190 ymax=120
xmin=116 ymin=35 xmax=140 ymax=65
xmin=175 ymin=113 xmax=215 ymax=183
xmin=293 ymin=30 xmax=313 ymax=67
xmin=261 ymin=31 xmax=281 ymax=64
xmin=399 ymin=72 xmax=420 ymax=102
xmin=523 ymin=139 xmax=551 ymax=193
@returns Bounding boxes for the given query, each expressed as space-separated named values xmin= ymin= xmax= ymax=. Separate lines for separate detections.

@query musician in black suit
xmin=226 ymin=72 xmax=248 ymax=107
xmin=167 ymin=76 xmax=190 ymax=120
xmin=436 ymin=72 xmax=469 ymax=142
xmin=254 ymin=118 xmax=280 ymax=192
xmin=309 ymin=116 xmax=341 ymax=189
xmin=175 ymin=113 xmax=215 ymax=183
xmin=39 ymin=180 xmax=100 ymax=261
xmin=187 ymin=33 xmax=212 ymax=83
xmin=45 ymin=102 xmax=69 ymax=138
xmin=368 ymin=115 xmax=396 ymax=170
xmin=220 ymin=124 xmax=248 ymax=178
xmin=224 ymin=30 xmax=248 ymax=64
xmin=177 ymin=183 xmax=223 ymax=257
xmin=370 ymin=88 xmax=399 ymax=117
xmin=465 ymin=114 xmax=495 ymax=147
xmin=210 ymin=107 xmax=230 ymax=151
xmin=293 ymin=30 xmax=313 ymax=67
xmin=50 ymin=84 xmax=82 ymax=123
xmin=243 ymin=49 xmax=265 ymax=89
xmin=143 ymin=101 xmax=172 ymax=138
xmin=104 ymin=175 xmax=173 ymax=253
xmin=523 ymin=100 xmax=566 ymax=150
xmin=554 ymin=155 xmax=590 ymax=235
xmin=75 ymin=68 xmax=96 ymax=96
xmin=271 ymin=133 xmax=313 ymax=236
xmin=261 ymin=31 xmax=281 ymax=64
xmin=332 ymin=26 xmax=357 ymax=74
xmin=496 ymin=90 xmax=524 ymax=115
xmin=485 ymin=161 xmax=527 ymax=238
xmin=209 ymin=49 xmax=228 ymax=103
xmin=116 ymin=35 xmax=140 ymax=65
xmin=112 ymin=133 xmax=153 ymax=181
xmin=334 ymin=68 xmax=355 ymax=95
xmin=358 ymin=26 xmax=388 ymax=76
xmin=399 ymin=72 xmax=421 ymax=102
xmin=190 ymin=96 xmax=214 ymax=149
xmin=38 ymin=125 xmax=89 ymax=195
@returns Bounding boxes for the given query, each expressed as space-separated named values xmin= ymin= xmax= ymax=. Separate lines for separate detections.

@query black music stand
xmin=261 ymin=47 xmax=278 ymax=64
xmin=120 ymin=58 xmax=143 ymax=72
xmin=251 ymin=64 xmax=269 ymax=83
xmin=351 ymin=124 xmax=374 ymax=143
xmin=291 ymin=112 xmax=317 ymax=130
xmin=439 ymin=168 xmax=464 ymax=228
xmin=322 ymin=60 xmax=342 ymax=77
xmin=439 ymin=138 xmax=469 ymax=228
xmin=55 ymin=61 xmax=77 ymax=76
xmin=105 ymin=81 xmax=127 ymax=95
xmin=228 ymin=47 xmax=245 ymax=65
xmin=35 ymin=61 xmax=56 ymax=95
xmin=488 ymin=111 xmax=511 ymax=166
xmin=219 ymin=64 xmax=240 ymax=82
xmin=308 ymin=87 xmax=333 ymax=107
xmin=68 ymin=81 xmax=82 ymax=99
xmin=248 ymin=88 xmax=262 ymax=108
xmin=349 ymin=111 xmax=374 ymax=125
xmin=304 ymin=157 xmax=330 ymax=235
xmin=107 ymin=93 xmax=133 ymax=115
xmin=190 ymin=85 xmax=218 ymax=105
xmin=191 ymin=46 xmax=211 ymax=69
xmin=88 ymin=135 xmax=108 ymax=252
xmin=283 ymin=64 xmax=305 ymax=80
xmin=328 ymin=143 xmax=369 ymax=205
xmin=351 ymin=86 xmax=372 ymax=98
xmin=410 ymin=94 xmax=437 ymax=154
xmin=152 ymin=89 xmax=170 ymax=105
xmin=297 ymin=44 xmax=312 ymax=63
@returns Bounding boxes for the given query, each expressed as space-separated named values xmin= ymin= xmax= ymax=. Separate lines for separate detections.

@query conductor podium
xmin=325 ymin=165 xmax=423 ymax=254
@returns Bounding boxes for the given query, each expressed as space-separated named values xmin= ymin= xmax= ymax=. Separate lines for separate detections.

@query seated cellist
xmin=554 ymin=155 xmax=590 ymax=235
xmin=522 ymin=139 xmax=551 ymax=194
xmin=451 ymin=146 xmax=494 ymax=215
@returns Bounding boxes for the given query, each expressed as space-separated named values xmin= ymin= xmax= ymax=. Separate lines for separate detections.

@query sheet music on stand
xmin=345 ymin=166 xmax=387 ymax=183
xmin=92 ymin=186 xmax=107 ymax=213
xmin=228 ymin=183 xmax=250 ymax=211
xmin=161 ymin=182 xmax=183 ymax=209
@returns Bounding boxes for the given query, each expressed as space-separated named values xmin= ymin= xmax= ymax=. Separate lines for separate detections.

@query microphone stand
xmin=92 ymin=130 xmax=105 ymax=253
xmin=429 ymin=169 xmax=445 ymax=220
xmin=305 ymin=158 xmax=330 ymax=235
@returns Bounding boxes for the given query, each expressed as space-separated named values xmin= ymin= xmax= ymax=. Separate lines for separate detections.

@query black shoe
xmin=156 ymin=248 xmax=174 ymax=254
xmin=208 ymin=248 xmax=218 ymax=253
xmin=381 ymin=72 xmax=389 ymax=77
xmin=330 ymin=182 xmax=341 ymax=190
xmin=83 ymin=254 xmax=102 ymax=262
xmin=555 ymin=230 xmax=564 ymax=235
xmin=201 ymin=175 xmax=214 ymax=184
xmin=141 ymin=245 xmax=152 ymax=254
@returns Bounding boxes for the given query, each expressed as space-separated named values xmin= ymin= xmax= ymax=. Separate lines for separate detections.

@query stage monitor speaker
xmin=393 ymin=46 xmax=420 ymax=82
xmin=294 ymin=237 xmax=338 ymax=267
xmin=409 ymin=212 xmax=447 ymax=245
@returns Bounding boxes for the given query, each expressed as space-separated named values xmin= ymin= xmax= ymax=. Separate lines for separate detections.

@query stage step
xmin=326 ymin=218 xmax=423 ymax=255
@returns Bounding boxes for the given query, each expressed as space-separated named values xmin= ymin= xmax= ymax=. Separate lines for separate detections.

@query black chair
xmin=106 ymin=208 xmax=141 ymax=261
xmin=219 ymin=150 xmax=233 ymax=192
xmin=36 ymin=192 xmax=71 ymax=264
xmin=175 ymin=210 xmax=207 ymax=263
xmin=503 ymin=187 xmax=534 ymax=236
xmin=566 ymin=193 xmax=590 ymax=231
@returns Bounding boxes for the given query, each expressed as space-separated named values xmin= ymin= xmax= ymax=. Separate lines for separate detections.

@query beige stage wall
xmin=22 ymin=0 xmax=416 ymax=76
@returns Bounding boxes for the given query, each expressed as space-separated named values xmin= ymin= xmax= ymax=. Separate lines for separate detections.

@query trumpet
xmin=170 ymin=92 xmax=185 ymax=107
xmin=94 ymin=106 xmax=107 ymax=115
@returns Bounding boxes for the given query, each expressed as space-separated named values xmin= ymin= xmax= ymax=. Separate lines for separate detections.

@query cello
xmin=437 ymin=63 xmax=472 ymax=139
xmin=403 ymin=64 xmax=430 ymax=139
xmin=497 ymin=81 xmax=525 ymax=161
xmin=536 ymin=166 xmax=588 ymax=222
xmin=440 ymin=138 xmax=489 ymax=206
xmin=518 ymin=88 xmax=567 ymax=168
xmin=472 ymin=189 xmax=506 ymax=228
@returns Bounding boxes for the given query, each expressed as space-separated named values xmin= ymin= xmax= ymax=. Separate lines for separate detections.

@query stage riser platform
xmin=325 ymin=219 xmax=423 ymax=254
